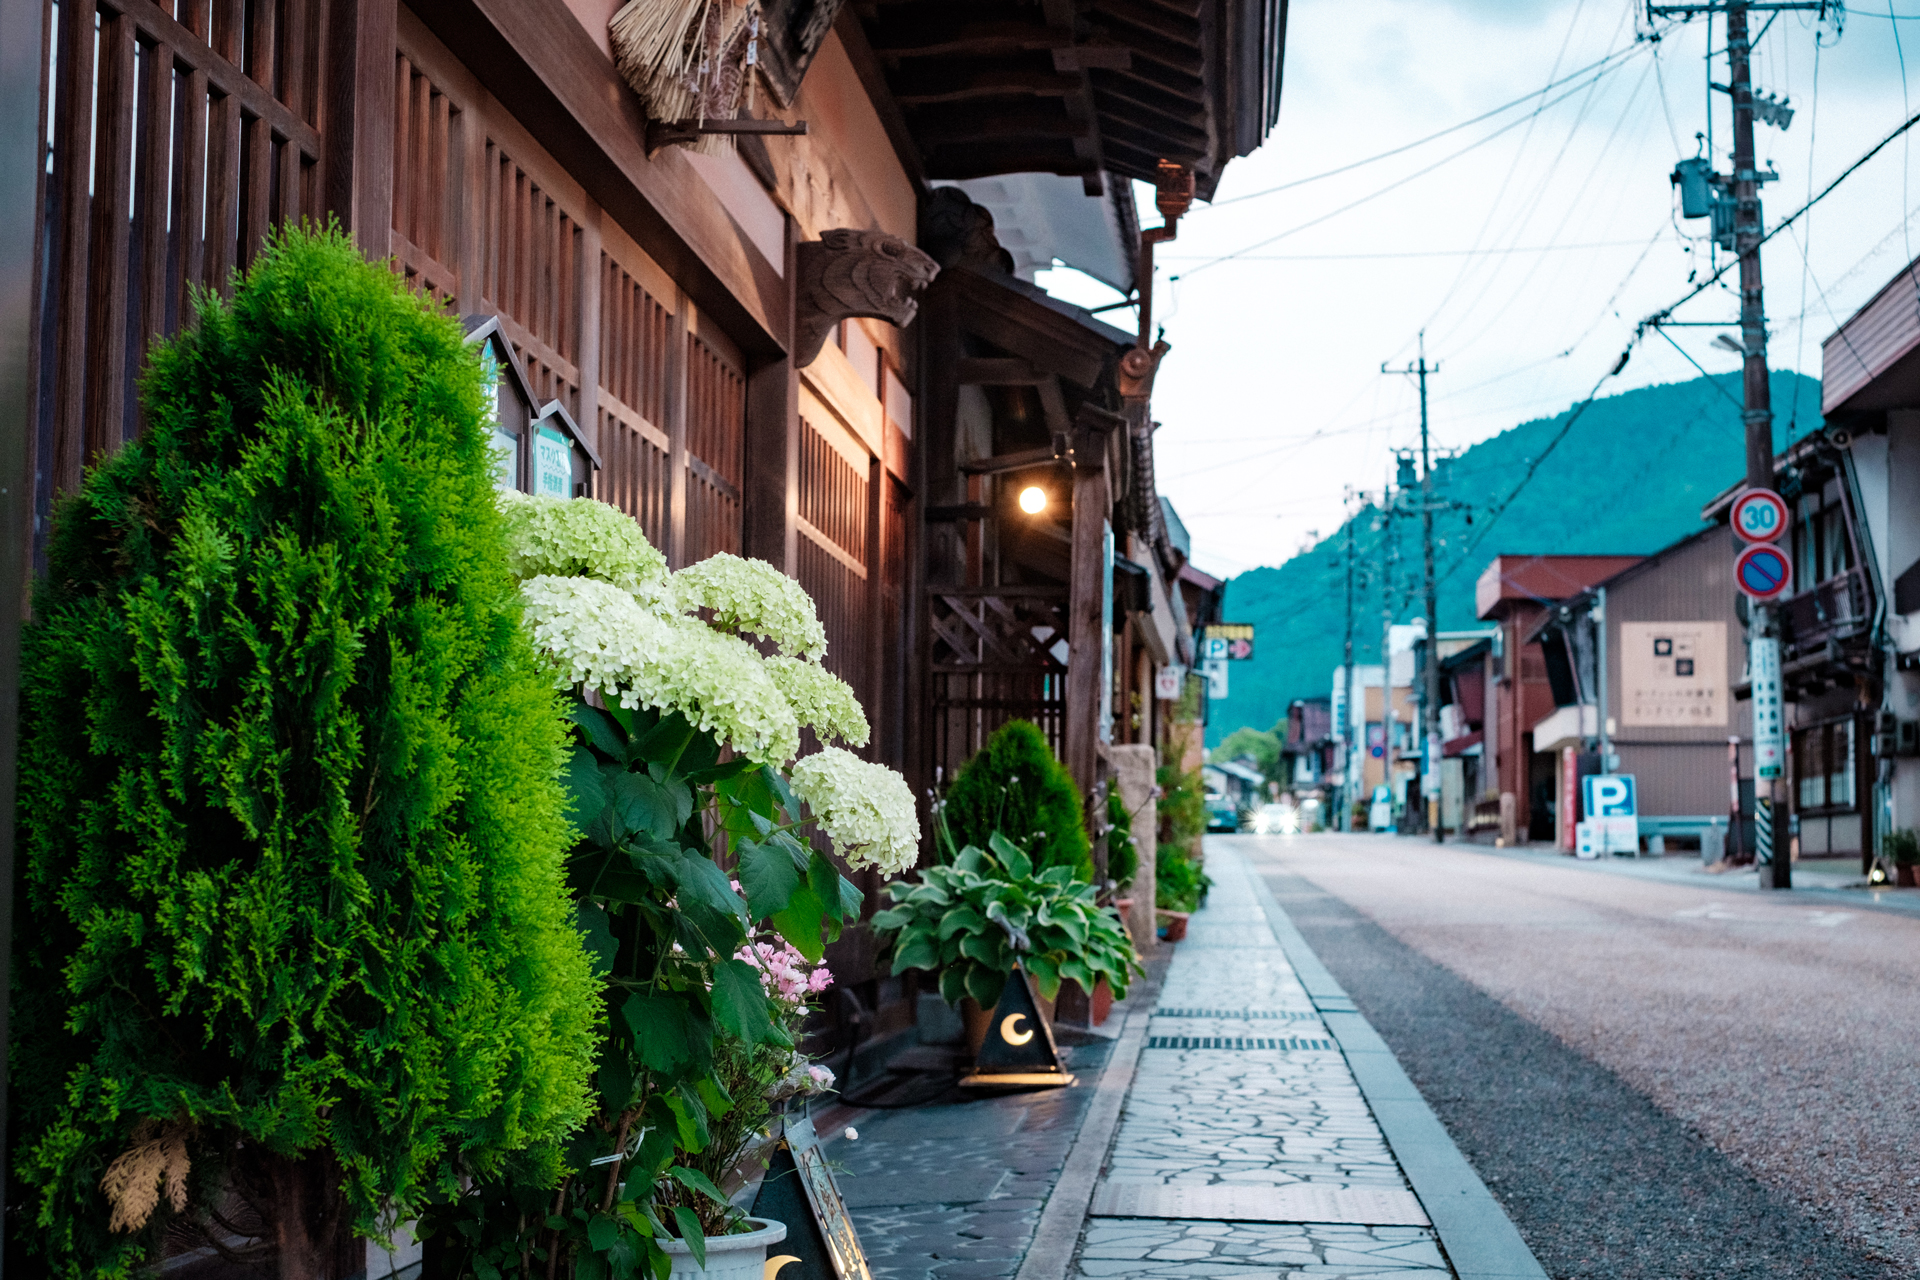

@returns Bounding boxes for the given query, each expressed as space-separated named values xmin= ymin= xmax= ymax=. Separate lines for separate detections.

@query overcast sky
xmin=1039 ymin=0 xmax=1920 ymax=579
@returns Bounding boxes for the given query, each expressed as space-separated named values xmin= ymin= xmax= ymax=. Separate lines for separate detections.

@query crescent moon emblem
xmin=1001 ymin=1013 xmax=1035 ymax=1046
xmin=765 ymin=1256 xmax=802 ymax=1280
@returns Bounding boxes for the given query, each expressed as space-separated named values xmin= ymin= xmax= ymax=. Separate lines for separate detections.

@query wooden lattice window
xmin=596 ymin=253 xmax=674 ymax=549
xmin=36 ymin=0 xmax=327 ymax=557
xmin=477 ymin=138 xmax=581 ymax=417
xmin=796 ymin=415 xmax=870 ymax=696
xmin=684 ymin=331 xmax=744 ymax=563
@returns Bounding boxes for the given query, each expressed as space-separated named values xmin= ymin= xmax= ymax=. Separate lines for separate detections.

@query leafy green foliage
xmin=1105 ymin=789 xmax=1138 ymax=891
xmin=1155 ymin=845 xmax=1211 ymax=914
xmin=1207 ymin=372 xmax=1823 ymax=746
xmin=421 ymin=697 xmax=861 ymax=1279
xmin=1212 ymin=727 xmax=1282 ymax=790
xmin=1156 ymin=763 xmax=1207 ymax=854
xmin=942 ymin=720 xmax=1091 ymax=881
xmin=871 ymin=834 xmax=1140 ymax=1007
xmin=1885 ymin=828 xmax=1919 ymax=867
xmin=11 ymin=225 xmax=597 ymax=1276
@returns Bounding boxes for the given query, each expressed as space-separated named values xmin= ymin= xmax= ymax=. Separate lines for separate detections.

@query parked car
xmin=1205 ymin=791 xmax=1239 ymax=831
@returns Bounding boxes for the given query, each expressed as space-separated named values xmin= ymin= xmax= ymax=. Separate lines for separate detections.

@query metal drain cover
xmin=1145 ymin=1036 xmax=1334 ymax=1051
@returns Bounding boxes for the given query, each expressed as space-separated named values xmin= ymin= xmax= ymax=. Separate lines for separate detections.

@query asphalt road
xmin=1233 ymin=832 xmax=1920 ymax=1280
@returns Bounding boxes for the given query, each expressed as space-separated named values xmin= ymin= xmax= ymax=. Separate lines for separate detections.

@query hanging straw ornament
xmin=610 ymin=0 xmax=762 ymax=155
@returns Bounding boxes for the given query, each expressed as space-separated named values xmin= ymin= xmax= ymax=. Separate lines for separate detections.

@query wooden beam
xmin=922 ymin=147 xmax=1095 ymax=180
xmin=1090 ymin=73 xmax=1208 ymax=129
xmin=956 ymin=357 xmax=1047 ymax=386
xmin=1098 ymin=112 xmax=1209 ymax=158
xmin=834 ymin=7 xmax=928 ymax=187
xmin=1085 ymin=0 xmax=1203 ymax=47
xmin=960 ymin=444 xmax=1062 ymax=474
xmin=894 ymin=67 xmax=1083 ymax=106
xmin=1063 ymin=461 xmax=1110 ymax=861
xmin=911 ymin=106 xmax=1090 ymax=145
xmin=867 ymin=18 xmax=1069 ymax=60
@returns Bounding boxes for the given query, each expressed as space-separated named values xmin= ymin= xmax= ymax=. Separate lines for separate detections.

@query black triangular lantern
xmin=959 ymin=960 xmax=1076 ymax=1089
xmin=748 ymin=1114 xmax=873 ymax=1280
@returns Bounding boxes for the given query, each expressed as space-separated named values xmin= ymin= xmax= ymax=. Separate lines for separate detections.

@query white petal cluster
xmin=788 ymin=748 xmax=921 ymax=876
xmin=671 ymin=553 xmax=828 ymax=660
xmin=501 ymin=491 xmax=668 ymax=593
xmin=765 ymin=656 xmax=870 ymax=748
xmin=520 ymin=575 xmax=800 ymax=763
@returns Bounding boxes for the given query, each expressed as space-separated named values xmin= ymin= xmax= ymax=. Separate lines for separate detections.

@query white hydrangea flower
xmin=766 ymin=656 xmax=870 ymax=748
xmin=501 ymin=492 xmax=668 ymax=593
xmin=672 ymin=553 xmax=828 ymax=660
xmin=789 ymin=748 xmax=921 ymax=875
xmin=519 ymin=575 xmax=801 ymax=763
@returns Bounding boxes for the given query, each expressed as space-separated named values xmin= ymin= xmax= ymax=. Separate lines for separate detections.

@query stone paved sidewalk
xmin=1073 ymin=846 xmax=1455 ymax=1279
xmin=829 ymin=1027 xmax=1119 ymax=1280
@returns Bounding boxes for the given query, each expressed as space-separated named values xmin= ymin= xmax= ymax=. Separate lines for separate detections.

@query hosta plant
xmin=871 ymin=834 xmax=1140 ymax=1008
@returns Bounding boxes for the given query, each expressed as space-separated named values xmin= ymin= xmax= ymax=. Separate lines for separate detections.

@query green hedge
xmin=942 ymin=719 xmax=1092 ymax=881
xmin=11 ymin=226 xmax=596 ymax=1276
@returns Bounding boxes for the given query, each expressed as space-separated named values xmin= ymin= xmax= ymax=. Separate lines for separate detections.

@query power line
xmin=1200 ymin=42 xmax=1652 ymax=210
xmin=1432 ymin=100 xmax=1920 ymax=577
xmin=1171 ymin=51 xmax=1651 ymax=281
xmin=1158 ymin=239 xmax=1652 ymax=262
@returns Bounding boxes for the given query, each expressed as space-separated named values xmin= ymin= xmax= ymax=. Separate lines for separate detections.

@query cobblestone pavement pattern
xmin=1076 ymin=847 xmax=1453 ymax=1279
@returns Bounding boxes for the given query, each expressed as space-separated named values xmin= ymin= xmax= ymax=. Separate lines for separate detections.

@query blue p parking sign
xmin=1582 ymin=774 xmax=1637 ymax=818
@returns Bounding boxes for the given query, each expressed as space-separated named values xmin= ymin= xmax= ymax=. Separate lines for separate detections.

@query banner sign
xmin=1751 ymin=635 xmax=1785 ymax=779
xmin=1621 ymin=623 xmax=1726 ymax=727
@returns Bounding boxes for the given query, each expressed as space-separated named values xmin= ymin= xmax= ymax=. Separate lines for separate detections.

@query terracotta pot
xmin=1896 ymin=862 xmax=1918 ymax=888
xmin=1084 ymin=975 xmax=1114 ymax=1026
xmin=1157 ymin=910 xmax=1190 ymax=943
xmin=960 ymin=996 xmax=993 ymax=1056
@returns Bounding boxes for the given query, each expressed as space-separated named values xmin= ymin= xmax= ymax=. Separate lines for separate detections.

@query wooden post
xmin=325 ymin=0 xmax=399 ymax=255
xmin=744 ymin=218 xmax=797 ymax=571
xmin=1065 ymin=460 xmax=1109 ymax=871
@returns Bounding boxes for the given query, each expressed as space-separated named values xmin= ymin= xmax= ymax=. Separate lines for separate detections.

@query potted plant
xmin=1886 ymin=828 xmax=1919 ymax=887
xmin=1156 ymin=843 xmax=1212 ymax=941
xmin=940 ymin=720 xmax=1094 ymax=881
xmin=652 ymin=934 xmax=837 ymax=1279
xmin=418 ymin=498 xmax=921 ymax=1280
xmin=871 ymin=833 xmax=1141 ymax=1049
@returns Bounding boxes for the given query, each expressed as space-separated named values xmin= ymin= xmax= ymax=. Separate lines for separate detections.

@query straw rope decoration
xmin=610 ymin=0 xmax=762 ymax=155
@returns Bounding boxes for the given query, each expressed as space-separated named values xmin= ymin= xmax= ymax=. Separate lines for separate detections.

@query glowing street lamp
xmin=1018 ymin=485 xmax=1048 ymax=514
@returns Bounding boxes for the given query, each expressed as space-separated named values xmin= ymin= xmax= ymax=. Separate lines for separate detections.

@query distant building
xmin=1524 ymin=531 xmax=1754 ymax=858
xmin=1473 ymin=555 xmax=1643 ymax=842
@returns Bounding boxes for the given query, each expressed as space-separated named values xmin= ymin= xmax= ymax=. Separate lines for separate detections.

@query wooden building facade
xmin=9 ymin=0 xmax=1288 ymax=1049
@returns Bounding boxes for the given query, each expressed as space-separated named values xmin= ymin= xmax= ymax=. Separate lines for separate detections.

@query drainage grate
xmin=1155 ymin=1008 xmax=1320 ymax=1021
xmin=1145 ymin=1035 xmax=1335 ymax=1051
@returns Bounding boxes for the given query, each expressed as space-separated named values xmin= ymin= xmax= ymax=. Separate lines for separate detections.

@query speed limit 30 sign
xmin=1730 ymin=488 xmax=1789 ymax=543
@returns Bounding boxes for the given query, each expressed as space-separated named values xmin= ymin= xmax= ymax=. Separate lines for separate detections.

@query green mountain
xmin=1204 ymin=371 xmax=1823 ymax=746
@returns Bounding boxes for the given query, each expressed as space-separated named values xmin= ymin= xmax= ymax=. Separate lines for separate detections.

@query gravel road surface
xmin=1235 ymin=832 xmax=1918 ymax=1280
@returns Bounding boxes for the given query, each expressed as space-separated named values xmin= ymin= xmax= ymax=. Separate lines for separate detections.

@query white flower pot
xmin=659 ymin=1217 xmax=788 ymax=1280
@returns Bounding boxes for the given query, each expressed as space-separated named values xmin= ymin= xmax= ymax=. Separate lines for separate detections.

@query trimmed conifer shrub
xmin=942 ymin=719 xmax=1092 ymax=881
xmin=10 ymin=225 xmax=597 ymax=1278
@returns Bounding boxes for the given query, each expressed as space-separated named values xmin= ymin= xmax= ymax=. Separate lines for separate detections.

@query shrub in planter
xmin=871 ymin=834 xmax=1140 ymax=1008
xmin=1156 ymin=844 xmax=1212 ymax=914
xmin=11 ymin=226 xmax=598 ymax=1277
xmin=420 ymin=499 xmax=919 ymax=1279
xmin=942 ymin=720 xmax=1092 ymax=880
xmin=1105 ymin=788 xmax=1139 ymax=891
xmin=1156 ymin=763 xmax=1206 ymax=856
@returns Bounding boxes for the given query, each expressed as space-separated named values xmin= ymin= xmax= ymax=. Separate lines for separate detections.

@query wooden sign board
xmin=960 ymin=961 xmax=1076 ymax=1089
xmin=749 ymin=1115 xmax=871 ymax=1280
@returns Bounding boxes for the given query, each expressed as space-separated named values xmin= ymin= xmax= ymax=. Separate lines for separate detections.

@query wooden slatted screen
xmin=595 ymin=254 xmax=673 ymax=549
xmin=796 ymin=414 xmax=869 ymax=709
xmin=684 ymin=331 xmax=744 ymax=562
xmin=478 ymin=139 xmax=581 ymax=416
xmin=36 ymin=0 xmax=328 ymax=561
xmin=391 ymin=51 xmax=459 ymax=303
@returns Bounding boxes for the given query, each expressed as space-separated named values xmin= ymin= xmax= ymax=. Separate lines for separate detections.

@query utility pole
xmin=1384 ymin=334 xmax=1442 ymax=843
xmin=1651 ymin=0 xmax=1828 ymax=887
xmin=1342 ymin=513 xmax=1357 ymax=832
xmin=1379 ymin=484 xmax=1397 ymax=830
